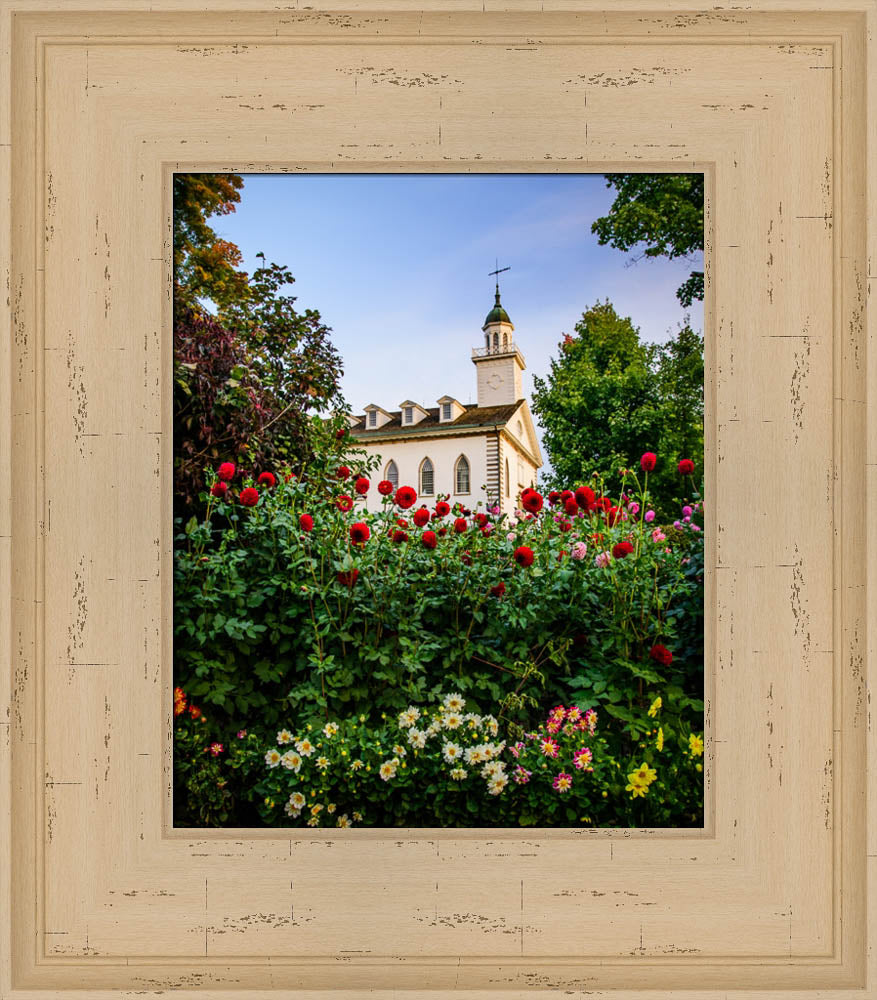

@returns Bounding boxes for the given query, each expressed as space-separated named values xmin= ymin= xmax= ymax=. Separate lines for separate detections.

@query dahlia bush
xmin=174 ymin=419 xmax=704 ymax=826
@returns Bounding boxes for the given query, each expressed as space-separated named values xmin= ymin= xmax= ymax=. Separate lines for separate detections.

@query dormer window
xmin=404 ymin=406 xmax=413 ymax=424
xmin=442 ymin=402 xmax=451 ymax=421
xmin=369 ymin=410 xmax=377 ymax=427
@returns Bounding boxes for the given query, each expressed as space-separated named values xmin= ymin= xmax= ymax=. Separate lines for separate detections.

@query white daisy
xmin=407 ymin=727 xmax=427 ymax=749
xmin=397 ymin=707 xmax=420 ymax=728
xmin=326 ymin=803 xmax=336 ymax=814
xmin=464 ymin=746 xmax=485 ymax=765
xmin=315 ymin=756 xmax=330 ymax=771
xmin=289 ymin=791 xmax=306 ymax=810
xmin=487 ymin=773 xmax=509 ymax=796
xmin=350 ymin=759 xmax=364 ymax=771
xmin=443 ymin=692 xmax=466 ymax=712
xmin=281 ymin=750 xmax=302 ymax=772
xmin=442 ymin=740 xmax=462 ymax=763
xmin=482 ymin=760 xmax=506 ymax=780
xmin=306 ymin=815 xmax=320 ymax=827
xmin=379 ymin=759 xmax=399 ymax=782
xmin=449 ymin=767 xmax=468 ymax=781
xmin=336 ymin=814 xmax=351 ymax=828
xmin=295 ymin=738 xmax=315 ymax=757
xmin=352 ymin=811 xmax=363 ymax=822
xmin=276 ymin=729 xmax=293 ymax=745
xmin=265 ymin=749 xmax=282 ymax=768
xmin=323 ymin=722 xmax=339 ymax=738
xmin=443 ymin=713 xmax=463 ymax=730
xmin=283 ymin=803 xmax=302 ymax=818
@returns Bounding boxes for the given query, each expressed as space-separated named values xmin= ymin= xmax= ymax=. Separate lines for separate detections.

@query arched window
xmin=455 ymin=455 xmax=470 ymax=495
xmin=502 ymin=332 xmax=508 ymax=348
xmin=384 ymin=460 xmax=399 ymax=488
xmin=505 ymin=458 xmax=510 ymax=497
xmin=493 ymin=331 xmax=499 ymax=349
xmin=484 ymin=332 xmax=490 ymax=349
xmin=419 ymin=457 xmax=434 ymax=496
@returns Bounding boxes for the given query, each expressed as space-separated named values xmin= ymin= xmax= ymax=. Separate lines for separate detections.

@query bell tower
xmin=471 ymin=277 xmax=526 ymax=407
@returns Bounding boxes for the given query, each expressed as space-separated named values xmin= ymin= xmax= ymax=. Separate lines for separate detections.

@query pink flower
xmin=571 ymin=541 xmax=588 ymax=560
xmin=644 ymin=510 xmax=655 ymax=523
xmin=237 ymin=730 xmax=247 ymax=739
xmin=594 ymin=551 xmax=612 ymax=568
xmin=513 ymin=766 xmax=532 ymax=785
xmin=573 ymin=747 xmax=594 ymax=771
xmin=208 ymin=742 xmax=224 ymax=757
xmin=552 ymin=772 xmax=573 ymax=793
xmin=629 ymin=502 xmax=640 ymax=516
xmin=651 ymin=528 xmax=666 ymax=543
xmin=691 ymin=523 xmax=701 ymax=532
xmin=540 ymin=737 xmax=559 ymax=758
xmin=682 ymin=505 xmax=693 ymax=517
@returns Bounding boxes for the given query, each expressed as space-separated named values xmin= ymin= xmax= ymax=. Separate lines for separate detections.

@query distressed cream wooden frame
xmin=1 ymin=1 xmax=875 ymax=996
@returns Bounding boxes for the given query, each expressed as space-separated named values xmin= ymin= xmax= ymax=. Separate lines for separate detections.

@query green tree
xmin=173 ymin=174 xmax=346 ymax=516
xmin=591 ymin=174 xmax=704 ymax=307
xmin=531 ymin=301 xmax=703 ymax=510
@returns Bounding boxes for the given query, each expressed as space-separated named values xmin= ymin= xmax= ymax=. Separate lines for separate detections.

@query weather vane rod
xmin=488 ymin=261 xmax=510 ymax=295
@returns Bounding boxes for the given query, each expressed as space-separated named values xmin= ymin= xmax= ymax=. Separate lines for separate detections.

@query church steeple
xmin=472 ymin=271 xmax=526 ymax=406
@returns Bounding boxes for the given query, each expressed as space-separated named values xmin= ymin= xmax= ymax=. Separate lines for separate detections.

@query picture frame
xmin=1 ymin=1 xmax=874 ymax=996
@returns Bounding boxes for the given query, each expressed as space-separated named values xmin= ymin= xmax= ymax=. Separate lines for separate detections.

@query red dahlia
xmin=490 ymin=582 xmax=506 ymax=597
xmin=257 ymin=471 xmax=276 ymax=488
xmin=239 ymin=487 xmax=259 ymax=507
xmin=434 ymin=501 xmax=450 ymax=518
xmin=210 ymin=481 xmax=228 ymax=499
xmin=189 ymin=704 xmax=202 ymax=720
xmin=649 ymin=643 xmax=673 ymax=666
xmin=393 ymin=530 xmax=409 ymax=544
xmin=336 ymin=465 xmax=351 ymax=479
xmin=395 ymin=486 xmax=417 ymax=509
xmin=559 ymin=521 xmax=572 ymax=532
xmin=612 ymin=540 xmax=634 ymax=559
xmin=350 ymin=522 xmax=370 ymax=545
xmin=522 ymin=491 xmax=544 ymax=514
xmin=575 ymin=485 xmax=595 ymax=509
xmin=514 ymin=545 xmax=535 ymax=568
xmin=413 ymin=507 xmax=430 ymax=527
xmin=454 ymin=517 xmax=468 ymax=534
xmin=475 ymin=512 xmax=488 ymax=527
xmin=335 ymin=428 xmax=347 ymax=440
xmin=377 ymin=480 xmax=394 ymax=495
xmin=336 ymin=495 xmax=353 ymax=512
xmin=337 ymin=569 xmax=359 ymax=587
xmin=564 ymin=497 xmax=579 ymax=517
xmin=460 ymin=551 xmax=472 ymax=566
xmin=217 ymin=462 xmax=236 ymax=482
xmin=354 ymin=477 xmax=370 ymax=495
xmin=548 ymin=491 xmax=561 ymax=506
xmin=640 ymin=452 xmax=657 ymax=472
xmin=396 ymin=517 xmax=409 ymax=528
xmin=678 ymin=458 xmax=695 ymax=476
xmin=299 ymin=513 xmax=314 ymax=532
xmin=421 ymin=530 xmax=437 ymax=550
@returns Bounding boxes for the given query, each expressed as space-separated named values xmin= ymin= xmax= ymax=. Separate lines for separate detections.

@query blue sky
xmin=213 ymin=173 xmax=703 ymax=436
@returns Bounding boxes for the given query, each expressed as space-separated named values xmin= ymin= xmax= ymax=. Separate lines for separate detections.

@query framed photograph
xmin=2 ymin=2 xmax=875 ymax=996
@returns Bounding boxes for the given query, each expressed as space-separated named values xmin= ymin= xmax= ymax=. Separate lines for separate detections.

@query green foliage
xmin=531 ymin=301 xmax=703 ymax=515
xmin=173 ymin=447 xmax=704 ymax=826
xmin=591 ymin=173 xmax=704 ymax=306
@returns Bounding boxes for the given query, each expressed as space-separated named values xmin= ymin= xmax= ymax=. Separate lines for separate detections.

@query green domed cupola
xmin=483 ymin=285 xmax=513 ymax=330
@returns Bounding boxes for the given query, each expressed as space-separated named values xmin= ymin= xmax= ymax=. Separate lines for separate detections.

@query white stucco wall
xmin=354 ymin=434 xmax=491 ymax=514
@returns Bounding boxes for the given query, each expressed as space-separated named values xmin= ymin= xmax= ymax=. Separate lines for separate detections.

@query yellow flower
xmin=695 ymin=763 xmax=703 ymax=772
xmin=625 ymin=781 xmax=648 ymax=798
xmin=628 ymin=762 xmax=657 ymax=786
xmin=656 ymin=727 xmax=664 ymax=752
xmin=689 ymin=734 xmax=704 ymax=757
xmin=647 ymin=696 xmax=662 ymax=718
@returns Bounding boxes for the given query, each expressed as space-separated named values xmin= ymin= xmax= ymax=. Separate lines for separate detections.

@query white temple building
xmin=347 ymin=283 xmax=543 ymax=517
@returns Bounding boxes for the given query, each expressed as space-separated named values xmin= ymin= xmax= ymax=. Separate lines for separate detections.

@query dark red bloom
xmin=521 ymin=490 xmax=544 ymax=514
xmin=350 ymin=522 xmax=370 ymax=545
xmin=336 ymin=465 xmax=351 ymax=479
xmin=395 ymin=485 xmax=417 ymax=509
xmin=210 ymin=481 xmax=228 ymax=499
xmin=454 ymin=517 xmax=468 ymax=534
xmin=438 ymin=528 xmax=447 ymax=537
xmin=188 ymin=703 xmax=202 ymax=720
xmin=564 ymin=497 xmax=579 ymax=517
xmin=612 ymin=540 xmax=634 ymax=559
xmin=560 ymin=490 xmax=574 ymax=502
xmin=335 ymin=428 xmax=347 ymax=440
xmin=413 ymin=507 xmax=430 ymax=527
xmin=396 ymin=518 xmax=409 ymax=528
xmin=239 ymin=487 xmax=259 ymax=507
xmin=354 ymin=477 xmax=370 ymax=495
xmin=393 ymin=530 xmax=409 ymax=544
xmin=337 ymin=569 xmax=359 ymax=587
xmin=548 ymin=491 xmax=561 ymax=506
xmin=377 ymin=480 xmax=394 ymax=495
xmin=257 ymin=472 xmax=276 ymax=488
xmin=299 ymin=513 xmax=314 ymax=532
xmin=475 ymin=512 xmax=488 ymax=527
xmin=434 ymin=501 xmax=450 ymax=518
xmin=217 ymin=462 xmax=236 ymax=482
xmin=678 ymin=458 xmax=695 ymax=476
xmin=575 ymin=485 xmax=595 ymax=509
xmin=559 ymin=520 xmax=572 ymax=532
xmin=514 ymin=545 xmax=535 ymax=568
xmin=336 ymin=495 xmax=353 ymax=512
xmin=421 ymin=530 xmax=437 ymax=550
xmin=650 ymin=643 xmax=673 ymax=666
xmin=284 ymin=472 xmax=296 ymax=483
xmin=460 ymin=551 xmax=472 ymax=566
xmin=208 ymin=742 xmax=224 ymax=757
xmin=490 ymin=582 xmax=506 ymax=598
xmin=605 ymin=506 xmax=620 ymax=527
xmin=640 ymin=452 xmax=657 ymax=472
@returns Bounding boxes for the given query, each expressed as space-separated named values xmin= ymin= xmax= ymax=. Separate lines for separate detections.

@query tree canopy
xmin=531 ymin=300 xmax=703 ymax=511
xmin=591 ymin=174 xmax=704 ymax=307
xmin=173 ymin=174 xmax=346 ymax=515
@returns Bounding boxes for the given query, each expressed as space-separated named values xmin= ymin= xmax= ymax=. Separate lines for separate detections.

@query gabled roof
xmin=349 ymin=401 xmax=523 ymax=436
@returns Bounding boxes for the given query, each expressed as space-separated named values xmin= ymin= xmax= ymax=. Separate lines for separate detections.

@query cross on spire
xmin=489 ymin=261 xmax=510 ymax=307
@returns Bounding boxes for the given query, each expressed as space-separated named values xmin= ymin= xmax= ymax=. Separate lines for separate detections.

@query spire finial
xmin=489 ymin=261 xmax=510 ymax=305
